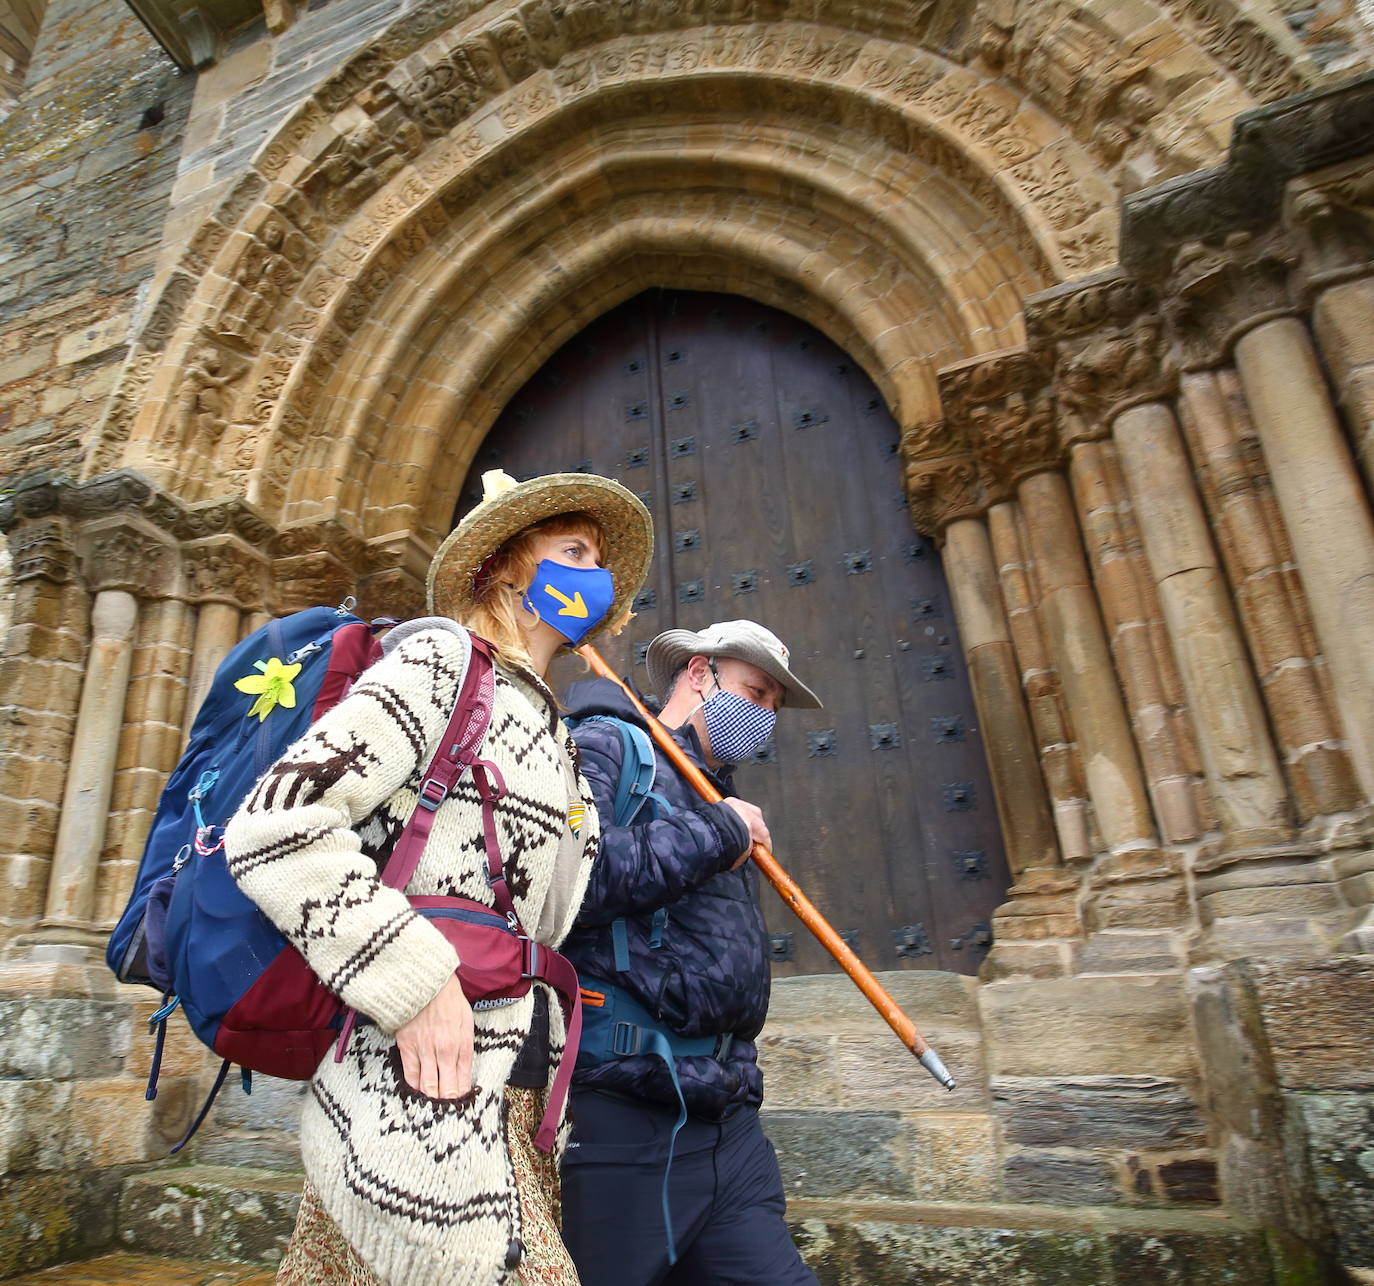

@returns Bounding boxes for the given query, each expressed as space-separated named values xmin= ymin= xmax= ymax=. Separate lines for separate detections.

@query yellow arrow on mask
xmin=544 ymin=583 xmax=589 ymax=617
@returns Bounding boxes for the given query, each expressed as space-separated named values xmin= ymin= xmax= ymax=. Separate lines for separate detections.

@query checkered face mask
xmin=700 ymin=662 xmax=777 ymax=765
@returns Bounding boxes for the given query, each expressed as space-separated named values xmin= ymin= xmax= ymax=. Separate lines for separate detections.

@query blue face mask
xmin=524 ymin=559 xmax=615 ymax=645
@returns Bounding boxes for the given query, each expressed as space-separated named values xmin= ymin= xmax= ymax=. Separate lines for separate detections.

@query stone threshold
xmin=788 ymin=1195 xmax=1245 ymax=1235
xmin=2 ymin=1252 xmax=274 ymax=1285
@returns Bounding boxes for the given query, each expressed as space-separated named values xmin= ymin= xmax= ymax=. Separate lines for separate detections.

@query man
xmin=559 ymin=620 xmax=822 ymax=1286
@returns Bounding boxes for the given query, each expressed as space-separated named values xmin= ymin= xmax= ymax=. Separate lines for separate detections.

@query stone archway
xmin=80 ymin=0 xmax=1290 ymax=548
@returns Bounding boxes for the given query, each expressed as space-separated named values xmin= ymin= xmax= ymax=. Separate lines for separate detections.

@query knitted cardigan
xmin=223 ymin=619 xmax=598 ymax=1286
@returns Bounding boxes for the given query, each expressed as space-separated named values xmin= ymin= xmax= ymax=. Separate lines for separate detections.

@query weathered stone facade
xmin=3 ymin=0 xmax=1374 ymax=1281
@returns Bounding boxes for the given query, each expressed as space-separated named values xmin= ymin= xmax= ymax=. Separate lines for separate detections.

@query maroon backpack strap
xmin=524 ymin=943 xmax=583 ymax=1153
xmin=378 ymin=633 xmax=498 ymax=895
xmin=335 ymin=633 xmax=502 ymax=1062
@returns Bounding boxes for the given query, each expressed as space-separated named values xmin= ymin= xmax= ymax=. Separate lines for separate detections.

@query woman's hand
xmin=394 ymin=974 xmax=475 ymax=1098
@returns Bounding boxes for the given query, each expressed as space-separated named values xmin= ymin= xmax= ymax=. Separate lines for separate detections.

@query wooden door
xmin=458 ymin=290 xmax=1011 ymax=976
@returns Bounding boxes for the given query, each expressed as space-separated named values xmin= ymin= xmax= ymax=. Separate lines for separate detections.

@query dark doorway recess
xmin=458 ymin=290 xmax=1011 ymax=976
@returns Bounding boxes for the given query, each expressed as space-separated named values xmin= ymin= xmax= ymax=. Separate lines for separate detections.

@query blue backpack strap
xmin=571 ymin=717 xmax=674 ymax=971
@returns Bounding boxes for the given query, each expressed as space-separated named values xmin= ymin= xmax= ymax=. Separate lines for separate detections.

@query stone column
xmin=943 ymin=516 xmax=1059 ymax=878
xmin=181 ymin=536 xmax=268 ymax=732
xmin=1068 ymin=438 xmax=1204 ymax=844
xmin=1176 ymin=369 xmax=1360 ymax=820
xmin=1017 ymin=470 xmax=1157 ymax=854
xmin=1290 ymin=161 xmax=1374 ymax=493
xmin=0 ymin=499 xmax=86 ymax=942
xmin=43 ymin=589 xmax=140 ymax=929
xmin=42 ymin=512 xmax=182 ymax=932
xmin=987 ymin=500 xmax=1095 ymax=864
xmin=1113 ymin=401 xmax=1291 ymax=840
xmin=1233 ymin=317 xmax=1374 ymax=799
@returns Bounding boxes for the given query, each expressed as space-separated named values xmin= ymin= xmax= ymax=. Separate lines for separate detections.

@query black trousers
xmin=560 ymin=1089 xmax=819 ymax=1286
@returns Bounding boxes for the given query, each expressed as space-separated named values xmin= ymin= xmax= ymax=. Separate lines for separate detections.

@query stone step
xmin=113 ymin=1162 xmax=1279 ymax=1285
xmin=2 ymin=1252 xmax=274 ymax=1284
xmin=787 ymin=1196 xmax=1275 ymax=1286
xmin=116 ymin=1165 xmax=302 ymax=1266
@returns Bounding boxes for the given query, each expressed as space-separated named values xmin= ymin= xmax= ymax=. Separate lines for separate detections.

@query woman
xmin=223 ymin=470 xmax=653 ymax=1286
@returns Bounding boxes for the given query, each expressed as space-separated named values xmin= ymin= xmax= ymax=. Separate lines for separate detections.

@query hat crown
xmin=701 ymin=620 xmax=790 ymax=666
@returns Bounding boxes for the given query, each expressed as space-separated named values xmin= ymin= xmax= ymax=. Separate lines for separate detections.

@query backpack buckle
xmin=611 ymin=1021 xmax=643 ymax=1056
xmin=521 ymin=939 xmax=541 ymax=979
xmin=418 ymin=777 xmax=448 ymax=810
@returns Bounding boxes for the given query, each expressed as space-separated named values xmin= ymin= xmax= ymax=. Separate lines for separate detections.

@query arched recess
xmin=82 ymin=0 xmax=1299 ymax=554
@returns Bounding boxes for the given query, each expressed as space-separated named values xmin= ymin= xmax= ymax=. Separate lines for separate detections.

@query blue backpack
xmin=107 ymin=603 xmax=389 ymax=1117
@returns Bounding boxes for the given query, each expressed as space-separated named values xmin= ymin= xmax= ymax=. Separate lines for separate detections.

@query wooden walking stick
xmin=576 ymin=644 xmax=957 ymax=1091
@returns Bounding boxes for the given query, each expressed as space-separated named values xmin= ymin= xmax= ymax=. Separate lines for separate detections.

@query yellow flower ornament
xmin=234 ymin=656 xmax=303 ymax=722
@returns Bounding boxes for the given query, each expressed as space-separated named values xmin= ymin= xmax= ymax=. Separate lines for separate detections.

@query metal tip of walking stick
xmin=918 ymin=1048 xmax=957 ymax=1091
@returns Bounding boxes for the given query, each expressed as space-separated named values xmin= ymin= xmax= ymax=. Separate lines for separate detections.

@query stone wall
xmin=0 ymin=0 xmax=191 ymax=481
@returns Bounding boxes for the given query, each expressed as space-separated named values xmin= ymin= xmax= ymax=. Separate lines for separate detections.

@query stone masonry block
xmin=981 ymin=976 xmax=1194 ymax=1079
xmin=908 ymin=1111 xmax=1001 ymax=1203
xmin=756 ymin=1033 xmax=840 ymax=1109
xmin=0 ymin=1169 xmax=125 ymax=1279
xmin=993 ymin=1076 xmax=1208 ymax=1150
xmin=1003 ymin=1150 xmax=1122 ymax=1205
xmin=0 ymin=1080 xmax=74 ymax=1174
xmin=1106 ymin=1227 xmax=1273 ymax=1285
xmin=66 ymin=1079 xmax=161 ymax=1167
xmin=1287 ymin=1091 xmax=1374 ymax=1268
xmin=209 ymin=1072 xmax=308 ymax=1133
xmin=1250 ymin=956 xmax=1374 ymax=1091
xmin=117 ymin=1164 xmax=303 ymax=1264
xmin=763 ymin=1110 xmax=913 ymax=1201
xmin=0 ymin=999 xmax=130 ymax=1079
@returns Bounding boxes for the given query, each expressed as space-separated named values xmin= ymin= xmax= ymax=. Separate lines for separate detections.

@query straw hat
xmin=646 ymin=620 xmax=822 ymax=708
xmin=427 ymin=470 xmax=653 ymax=637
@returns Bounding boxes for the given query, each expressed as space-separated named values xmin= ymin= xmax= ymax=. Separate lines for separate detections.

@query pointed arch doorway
xmin=459 ymin=290 xmax=1010 ymax=977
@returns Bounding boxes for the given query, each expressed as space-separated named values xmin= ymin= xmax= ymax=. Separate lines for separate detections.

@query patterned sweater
xmin=223 ymin=618 xmax=598 ymax=1286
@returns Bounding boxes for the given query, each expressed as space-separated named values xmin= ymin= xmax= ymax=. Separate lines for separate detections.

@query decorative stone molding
xmin=937 ymin=349 xmax=1060 ymax=495
xmin=74 ymin=517 xmax=179 ymax=599
xmin=1287 ymin=156 xmax=1374 ymax=290
xmin=1121 ymin=69 xmax=1374 ymax=272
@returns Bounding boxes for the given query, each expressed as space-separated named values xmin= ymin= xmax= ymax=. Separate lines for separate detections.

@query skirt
xmin=276 ymin=1086 xmax=578 ymax=1285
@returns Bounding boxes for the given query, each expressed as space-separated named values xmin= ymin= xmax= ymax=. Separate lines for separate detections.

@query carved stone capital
xmin=1163 ymin=230 xmax=1300 ymax=369
xmin=5 ymin=518 xmax=75 ymax=585
xmin=1026 ymin=272 xmax=1174 ymax=440
xmin=75 ymin=515 xmax=180 ymax=598
xmin=904 ymin=456 xmax=984 ymax=536
xmin=183 ymin=535 xmax=270 ymax=610
xmin=0 ymin=471 xmax=76 ymax=531
xmin=937 ymin=349 xmax=1060 ymax=494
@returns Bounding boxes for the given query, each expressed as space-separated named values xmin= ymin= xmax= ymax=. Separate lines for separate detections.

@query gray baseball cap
xmin=646 ymin=620 xmax=822 ymax=709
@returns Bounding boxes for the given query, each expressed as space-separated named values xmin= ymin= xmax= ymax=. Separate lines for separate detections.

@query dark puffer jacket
xmin=561 ymin=678 xmax=770 ymax=1121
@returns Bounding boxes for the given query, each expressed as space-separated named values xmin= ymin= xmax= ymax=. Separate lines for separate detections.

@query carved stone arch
xmin=84 ymin=0 xmax=1309 ymax=532
xmin=94 ymin=53 xmax=1084 ymax=492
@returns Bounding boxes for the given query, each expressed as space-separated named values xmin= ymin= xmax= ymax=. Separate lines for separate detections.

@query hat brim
xmin=427 ymin=473 xmax=653 ymax=639
xmin=646 ymin=629 xmax=823 ymax=709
